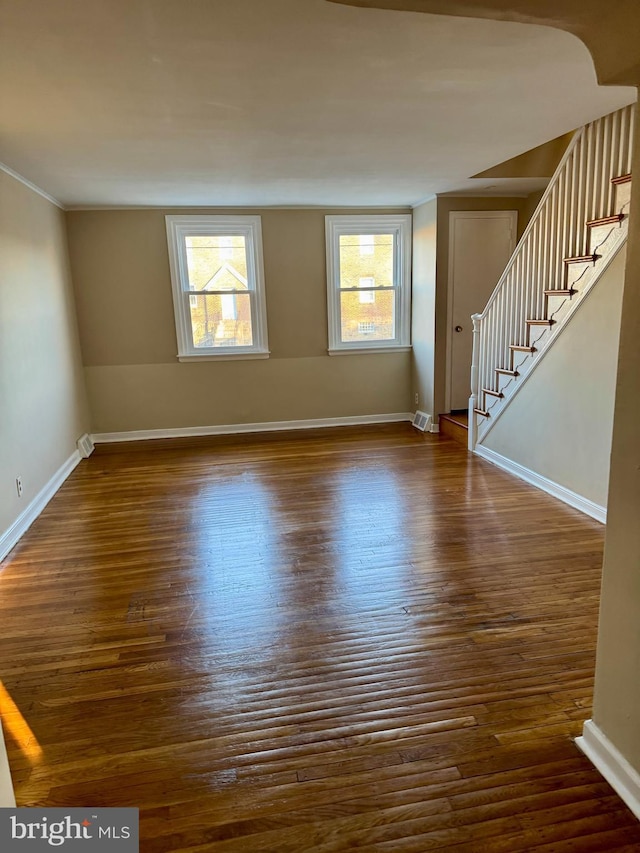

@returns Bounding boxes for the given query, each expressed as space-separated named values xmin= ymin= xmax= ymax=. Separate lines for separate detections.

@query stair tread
xmin=611 ymin=173 xmax=632 ymax=185
xmin=473 ymin=408 xmax=490 ymax=418
xmin=483 ymin=388 xmax=503 ymax=398
xmin=440 ymin=412 xmax=468 ymax=429
xmin=563 ymin=253 xmax=600 ymax=263
xmin=526 ymin=319 xmax=555 ymax=326
xmin=544 ymin=289 xmax=576 ymax=296
xmin=586 ymin=213 xmax=625 ymax=227
xmin=510 ymin=345 xmax=536 ymax=352
xmin=496 ymin=368 xmax=519 ymax=376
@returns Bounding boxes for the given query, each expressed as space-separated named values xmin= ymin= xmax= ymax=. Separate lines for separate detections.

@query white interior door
xmin=447 ymin=211 xmax=517 ymax=411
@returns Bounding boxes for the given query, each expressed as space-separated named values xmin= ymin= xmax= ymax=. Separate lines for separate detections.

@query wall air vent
xmin=77 ymin=433 xmax=95 ymax=458
xmin=412 ymin=411 xmax=431 ymax=432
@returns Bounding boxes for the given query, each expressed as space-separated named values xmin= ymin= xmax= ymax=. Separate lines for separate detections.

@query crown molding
xmin=0 ymin=161 xmax=65 ymax=210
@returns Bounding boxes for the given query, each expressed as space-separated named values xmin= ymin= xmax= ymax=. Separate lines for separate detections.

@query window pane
xmin=189 ymin=292 xmax=253 ymax=348
xmin=339 ymin=234 xmax=394 ymax=287
xmin=185 ymin=235 xmax=249 ymax=291
xmin=340 ymin=290 xmax=395 ymax=342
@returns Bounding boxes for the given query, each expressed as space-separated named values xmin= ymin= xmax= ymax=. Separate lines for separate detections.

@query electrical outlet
xmin=16 ymin=476 xmax=23 ymax=498
xmin=414 ymin=393 xmax=419 ymax=406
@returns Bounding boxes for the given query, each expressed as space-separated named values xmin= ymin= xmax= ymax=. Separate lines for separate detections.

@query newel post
xmin=468 ymin=313 xmax=481 ymax=452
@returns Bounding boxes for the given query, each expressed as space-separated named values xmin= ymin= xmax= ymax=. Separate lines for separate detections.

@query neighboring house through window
xmin=358 ymin=276 xmax=376 ymax=304
xmin=359 ymin=234 xmax=374 ymax=256
xmin=220 ymin=235 xmax=234 ymax=260
xmin=221 ymin=293 xmax=237 ymax=321
xmin=165 ymin=215 xmax=269 ymax=360
xmin=325 ymin=214 xmax=412 ymax=353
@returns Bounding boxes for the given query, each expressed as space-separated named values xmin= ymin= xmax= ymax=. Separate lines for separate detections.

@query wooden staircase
xmin=474 ymin=172 xmax=629 ymax=419
xmin=469 ymin=105 xmax=634 ymax=445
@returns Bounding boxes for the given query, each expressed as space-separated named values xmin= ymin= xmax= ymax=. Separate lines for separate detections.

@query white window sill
xmin=328 ymin=346 xmax=412 ymax=356
xmin=178 ymin=351 xmax=270 ymax=363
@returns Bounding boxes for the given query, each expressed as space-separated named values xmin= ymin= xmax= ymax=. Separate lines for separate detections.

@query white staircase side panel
xmin=478 ymin=247 xmax=626 ymax=511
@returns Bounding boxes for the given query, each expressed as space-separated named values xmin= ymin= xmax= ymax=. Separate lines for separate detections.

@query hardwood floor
xmin=1 ymin=423 xmax=638 ymax=851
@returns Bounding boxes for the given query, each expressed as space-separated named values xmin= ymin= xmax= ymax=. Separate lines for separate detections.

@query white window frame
xmin=166 ymin=215 xmax=269 ymax=361
xmin=325 ymin=214 xmax=412 ymax=354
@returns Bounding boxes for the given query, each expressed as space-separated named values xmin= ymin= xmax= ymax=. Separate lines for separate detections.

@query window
xmin=325 ymin=214 xmax=411 ymax=353
xmin=166 ymin=215 xmax=269 ymax=360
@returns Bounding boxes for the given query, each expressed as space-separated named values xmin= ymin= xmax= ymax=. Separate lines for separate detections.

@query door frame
xmin=445 ymin=209 xmax=518 ymax=414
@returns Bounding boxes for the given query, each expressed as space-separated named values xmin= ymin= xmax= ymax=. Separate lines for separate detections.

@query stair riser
xmin=566 ymin=260 xmax=598 ymax=289
xmin=527 ymin=324 xmax=552 ymax=348
xmin=615 ymin=181 xmax=632 ymax=214
xmin=589 ymin=220 xmax=624 ymax=255
xmin=439 ymin=417 xmax=468 ymax=447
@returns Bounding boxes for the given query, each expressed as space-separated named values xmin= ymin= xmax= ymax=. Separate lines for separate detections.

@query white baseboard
xmin=91 ymin=412 xmax=414 ymax=444
xmin=0 ymin=449 xmax=81 ymax=564
xmin=577 ymin=720 xmax=640 ymax=821
xmin=0 ymin=720 xmax=15 ymax=808
xmin=474 ymin=444 xmax=606 ymax=523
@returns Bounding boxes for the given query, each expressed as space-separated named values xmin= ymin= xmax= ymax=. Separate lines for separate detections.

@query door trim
xmin=445 ymin=210 xmax=518 ymax=414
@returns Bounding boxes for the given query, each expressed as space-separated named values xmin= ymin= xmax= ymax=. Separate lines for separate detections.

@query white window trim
xmin=325 ymin=214 xmax=412 ymax=354
xmin=166 ymin=214 xmax=269 ymax=361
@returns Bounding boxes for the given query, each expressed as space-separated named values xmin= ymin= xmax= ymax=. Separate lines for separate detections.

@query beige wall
xmin=65 ymin=208 xmax=412 ymax=433
xmin=593 ymin=109 xmax=640 ymax=769
xmin=520 ymin=190 xmax=545 ymax=230
xmin=411 ymin=198 xmax=438 ymax=418
xmin=0 ymin=171 xmax=89 ymax=539
xmin=482 ymin=246 xmax=626 ymax=509
xmin=472 ymin=132 xmax=573 ymax=179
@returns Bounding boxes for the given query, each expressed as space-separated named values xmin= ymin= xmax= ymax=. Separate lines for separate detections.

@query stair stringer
xmin=474 ymin=219 xmax=628 ymax=446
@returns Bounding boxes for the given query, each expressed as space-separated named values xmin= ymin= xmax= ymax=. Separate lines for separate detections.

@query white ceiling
xmin=0 ymin=0 xmax=634 ymax=208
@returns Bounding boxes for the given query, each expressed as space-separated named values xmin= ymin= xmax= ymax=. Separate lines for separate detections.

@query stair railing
xmin=468 ymin=104 xmax=635 ymax=451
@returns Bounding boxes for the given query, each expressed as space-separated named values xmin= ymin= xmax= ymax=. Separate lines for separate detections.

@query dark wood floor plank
xmin=0 ymin=424 xmax=638 ymax=850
